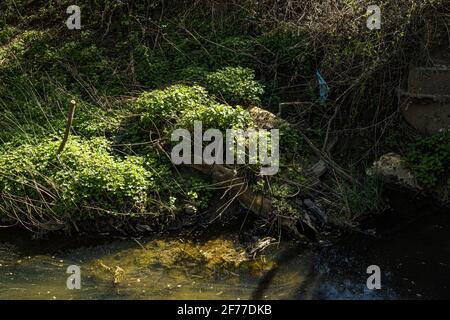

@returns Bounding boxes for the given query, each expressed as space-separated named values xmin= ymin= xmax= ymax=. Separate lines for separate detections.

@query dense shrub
xmin=178 ymin=103 xmax=253 ymax=131
xmin=137 ymin=85 xmax=212 ymax=128
xmin=0 ymin=137 xmax=162 ymax=223
xmin=137 ymin=84 xmax=254 ymax=132
xmin=205 ymin=67 xmax=264 ymax=106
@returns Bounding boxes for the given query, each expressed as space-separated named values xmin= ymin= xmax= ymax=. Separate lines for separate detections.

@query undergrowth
xmin=0 ymin=0 xmax=448 ymax=235
xmin=405 ymin=133 xmax=450 ymax=189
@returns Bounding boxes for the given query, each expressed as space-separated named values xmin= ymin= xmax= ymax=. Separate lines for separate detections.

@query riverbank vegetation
xmin=0 ymin=0 xmax=448 ymax=238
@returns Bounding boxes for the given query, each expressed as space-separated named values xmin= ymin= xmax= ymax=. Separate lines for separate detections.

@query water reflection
xmin=0 ymin=199 xmax=449 ymax=300
xmin=0 ymin=232 xmax=398 ymax=300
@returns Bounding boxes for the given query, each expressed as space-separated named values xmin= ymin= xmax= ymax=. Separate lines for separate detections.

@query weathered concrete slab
xmin=408 ymin=66 xmax=450 ymax=96
xmin=429 ymin=49 xmax=450 ymax=67
xmin=400 ymin=97 xmax=450 ymax=134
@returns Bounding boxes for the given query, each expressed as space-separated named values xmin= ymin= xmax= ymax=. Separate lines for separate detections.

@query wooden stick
xmin=57 ymin=100 xmax=76 ymax=155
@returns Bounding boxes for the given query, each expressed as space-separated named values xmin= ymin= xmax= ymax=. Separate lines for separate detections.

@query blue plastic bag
xmin=316 ymin=70 xmax=330 ymax=105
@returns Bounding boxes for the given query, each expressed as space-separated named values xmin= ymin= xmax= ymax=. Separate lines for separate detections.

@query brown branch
xmin=57 ymin=100 xmax=77 ymax=155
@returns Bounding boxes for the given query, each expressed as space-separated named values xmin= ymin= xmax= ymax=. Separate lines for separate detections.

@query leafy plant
xmin=205 ymin=67 xmax=264 ymax=106
xmin=137 ymin=84 xmax=254 ymax=132
xmin=178 ymin=103 xmax=253 ymax=131
xmin=137 ymin=85 xmax=213 ymax=129
xmin=0 ymin=137 xmax=164 ymax=222
xmin=177 ymin=176 xmax=213 ymax=209
xmin=405 ymin=133 xmax=450 ymax=189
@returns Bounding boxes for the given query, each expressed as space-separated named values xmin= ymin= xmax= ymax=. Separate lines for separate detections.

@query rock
xmin=408 ymin=66 xmax=450 ymax=96
xmin=367 ymin=152 xmax=420 ymax=190
xmin=183 ymin=204 xmax=198 ymax=215
xmin=399 ymin=93 xmax=450 ymax=134
xmin=136 ymin=224 xmax=152 ymax=232
xmin=248 ymin=106 xmax=285 ymax=129
xmin=303 ymin=198 xmax=327 ymax=224
xmin=310 ymin=160 xmax=327 ymax=177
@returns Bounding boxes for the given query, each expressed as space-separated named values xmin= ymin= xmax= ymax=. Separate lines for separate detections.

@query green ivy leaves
xmin=405 ymin=133 xmax=450 ymax=189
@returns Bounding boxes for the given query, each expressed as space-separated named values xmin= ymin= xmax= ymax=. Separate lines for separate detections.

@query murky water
xmin=0 ymin=194 xmax=449 ymax=300
xmin=0 ymin=232 xmax=301 ymax=300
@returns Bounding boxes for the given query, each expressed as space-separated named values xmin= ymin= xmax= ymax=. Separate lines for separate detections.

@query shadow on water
xmin=251 ymin=247 xmax=315 ymax=300
xmin=251 ymin=189 xmax=450 ymax=299
xmin=0 ymin=189 xmax=449 ymax=300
